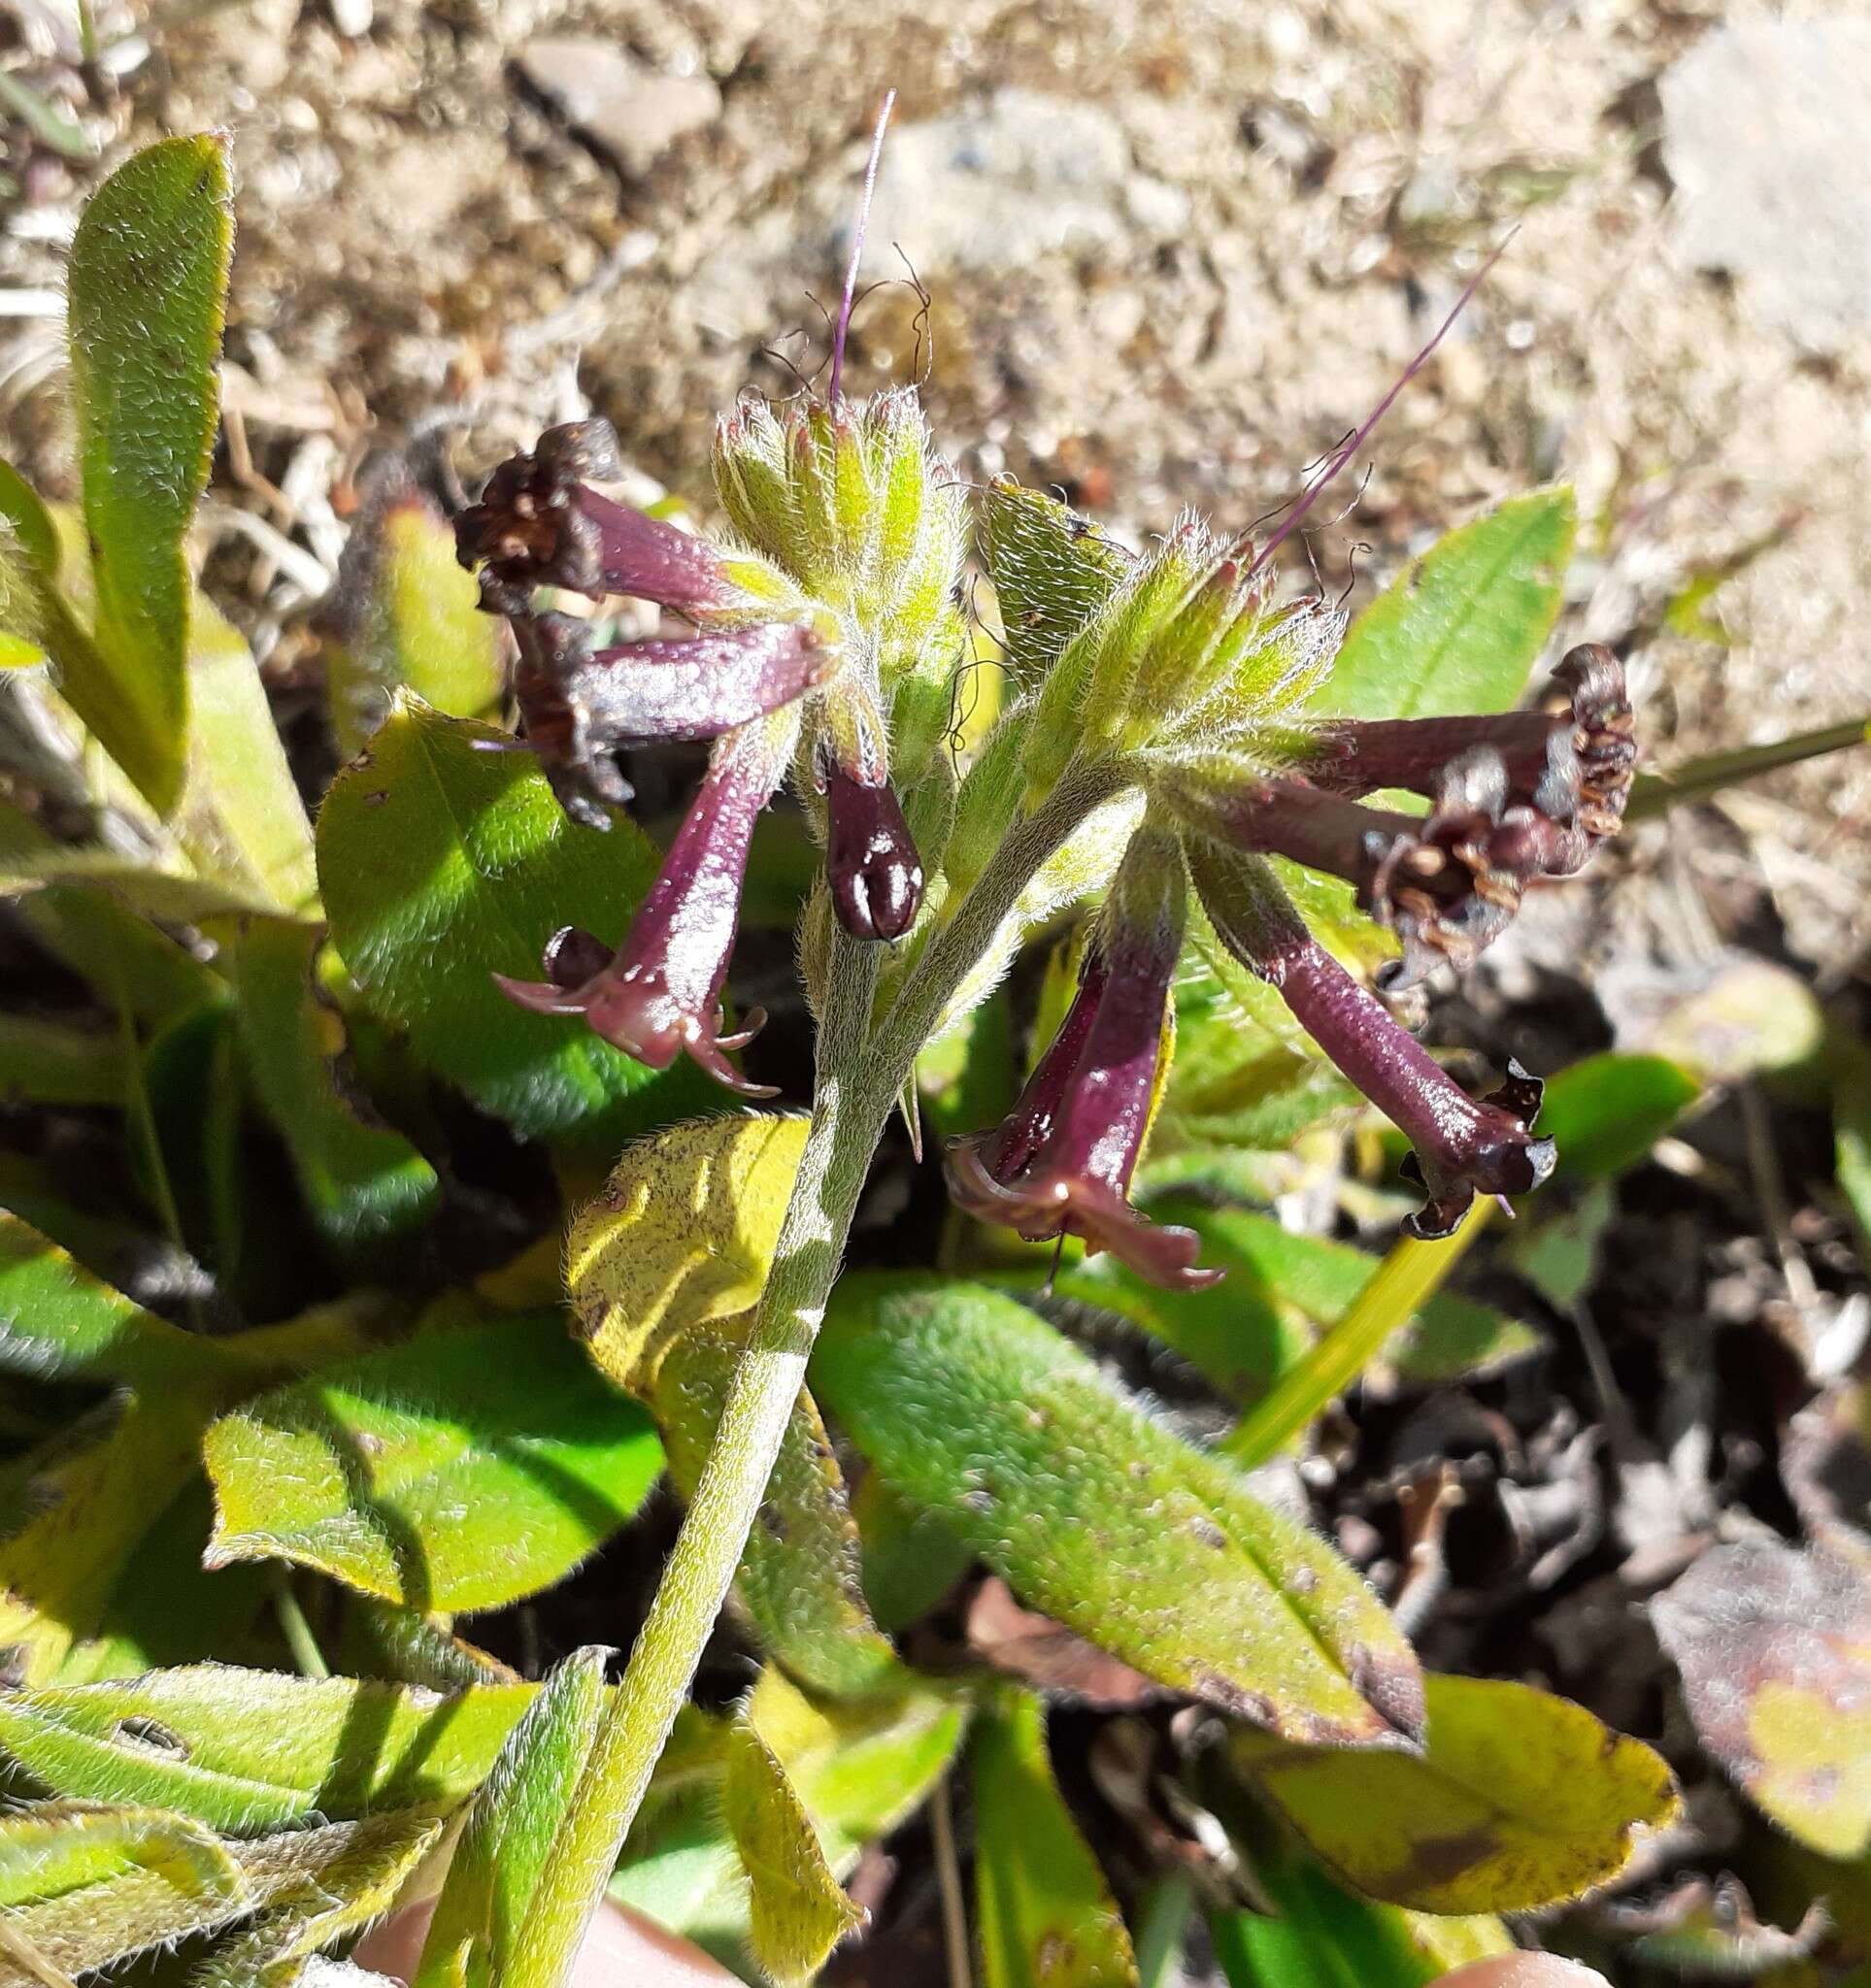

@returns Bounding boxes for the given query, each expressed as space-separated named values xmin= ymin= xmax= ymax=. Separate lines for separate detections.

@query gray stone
xmin=518 ymin=39 xmax=720 ymax=182
xmin=1660 ymin=19 xmax=1871 ymax=351
xmin=836 ymin=88 xmax=1190 ymax=278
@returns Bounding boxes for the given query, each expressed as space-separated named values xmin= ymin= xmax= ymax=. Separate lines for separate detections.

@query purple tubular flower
xmin=946 ymin=831 xmax=1221 ymax=1290
xmin=826 ymin=765 xmax=923 ymax=941
xmin=510 ymin=613 xmax=829 ymax=830
xmin=493 ymin=715 xmax=793 ymax=1096
xmin=1188 ymin=840 xmax=1555 ymax=1238
xmin=455 ymin=419 xmax=755 ymax=620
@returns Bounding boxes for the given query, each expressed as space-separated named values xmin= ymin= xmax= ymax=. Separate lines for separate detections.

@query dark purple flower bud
xmin=1188 ymin=840 xmax=1555 ymax=1238
xmin=455 ymin=419 xmax=754 ymax=619
xmin=511 ymin=612 xmax=830 ymax=829
xmin=1308 ymin=644 xmax=1636 ymax=852
xmin=826 ymin=766 xmax=923 ymax=941
xmin=493 ymin=715 xmax=793 ymax=1096
xmin=946 ymin=830 xmax=1221 ymax=1291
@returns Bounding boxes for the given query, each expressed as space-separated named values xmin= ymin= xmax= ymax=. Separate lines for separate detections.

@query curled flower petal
xmin=1189 ymin=840 xmax=1555 ymax=1238
xmin=1162 ymin=743 xmax=1589 ymax=990
xmin=945 ymin=828 xmax=1221 ymax=1291
xmin=455 ymin=419 xmax=753 ymax=619
xmin=826 ymin=766 xmax=923 ymax=941
xmin=493 ymin=714 xmax=794 ymax=1095
xmin=1309 ymin=644 xmax=1636 ymax=847
xmin=511 ymin=612 xmax=830 ymax=828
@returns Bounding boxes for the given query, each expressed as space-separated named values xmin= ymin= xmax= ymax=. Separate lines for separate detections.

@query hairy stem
xmin=524 ymin=763 xmax=1125 ymax=1985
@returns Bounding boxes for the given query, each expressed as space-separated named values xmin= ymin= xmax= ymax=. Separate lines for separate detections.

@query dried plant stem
xmin=522 ymin=767 xmax=1119 ymax=1988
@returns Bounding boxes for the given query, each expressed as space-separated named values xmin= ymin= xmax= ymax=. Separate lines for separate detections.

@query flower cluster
xmin=457 ymin=384 xmax=1633 ymax=1281
xmin=456 ymin=391 xmax=964 ymax=1085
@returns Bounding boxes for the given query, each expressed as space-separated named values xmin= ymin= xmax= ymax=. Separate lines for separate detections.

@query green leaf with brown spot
xmin=814 ymin=1274 xmax=1423 ymax=1747
xmin=974 ymin=1687 xmax=1137 ymax=1988
xmin=1229 ymin=1673 xmax=1680 ymax=1912
xmin=66 ymin=136 xmax=233 ymax=814
xmin=1315 ymin=489 xmax=1575 ymax=721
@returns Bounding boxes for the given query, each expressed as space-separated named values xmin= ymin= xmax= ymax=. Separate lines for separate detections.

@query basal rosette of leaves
xmin=0 ymin=128 xmax=1864 ymax=1988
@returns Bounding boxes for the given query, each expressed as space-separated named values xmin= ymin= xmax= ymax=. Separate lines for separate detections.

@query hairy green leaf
xmin=203 ymin=1311 xmax=663 ymax=1612
xmin=815 ymin=1275 xmax=1423 ymax=1747
xmin=414 ymin=1648 xmax=606 ymax=1988
xmin=1316 ymin=490 xmax=1575 ymax=720
xmin=67 ymin=135 xmax=233 ymax=813
xmin=980 ymin=480 xmax=1131 ymax=688
xmin=317 ymin=696 xmax=699 ymax=1147
xmin=0 ymin=1666 xmax=534 ymax=1834
xmin=326 ymin=482 xmax=505 ymax=758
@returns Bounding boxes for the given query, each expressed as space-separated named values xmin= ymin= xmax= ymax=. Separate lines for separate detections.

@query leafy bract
xmin=979 ymin=480 xmax=1130 ymax=688
xmin=1315 ymin=489 xmax=1575 ymax=720
xmin=1229 ymin=1673 xmax=1679 ymax=1912
xmin=973 ymin=1688 xmax=1137 ymax=1988
xmin=317 ymin=695 xmax=694 ymax=1147
xmin=203 ymin=1311 xmax=664 ymax=1612
xmin=0 ymin=1666 xmax=534 ymax=1834
xmin=1653 ymin=1540 xmax=1871 ymax=1858
xmin=414 ymin=1648 xmax=607 ymax=1988
xmin=815 ymin=1274 xmax=1424 ymax=1747
xmin=66 ymin=135 xmax=232 ymax=813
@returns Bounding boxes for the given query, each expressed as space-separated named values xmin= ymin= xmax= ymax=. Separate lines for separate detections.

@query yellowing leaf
xmin=1654 ymin=1540 xmax=1871 ymax=1858
xmin=1230 ymin=1673 xmax=1680 ymax=1912
xmin=566 ymin=1114 xmax=809 ymax=1392
xmin=196 ymin=1809 xmax=446 ymax=1988
xmin=721 ymin=1711 xmax=863 ymax=1985
xmin=973 ymin=1689 xmax=1136 ymax=1988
